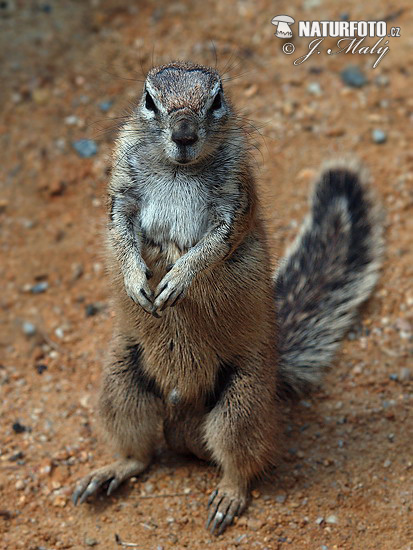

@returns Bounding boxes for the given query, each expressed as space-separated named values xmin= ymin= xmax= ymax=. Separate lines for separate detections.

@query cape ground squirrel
xmin=73 ymin=61 xmax=383 ymax=535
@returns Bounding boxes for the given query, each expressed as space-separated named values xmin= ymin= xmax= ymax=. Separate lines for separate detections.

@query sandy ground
xmin=1 ymin=1 xmax=412 ymax=549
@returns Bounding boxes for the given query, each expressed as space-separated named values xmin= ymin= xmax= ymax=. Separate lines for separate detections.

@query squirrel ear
xmin=210 ymin=92 xmax=222 ymax=111
xmin=145 ymin=92 xmax=158 ymax=113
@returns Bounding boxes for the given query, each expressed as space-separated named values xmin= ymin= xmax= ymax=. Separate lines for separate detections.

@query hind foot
xmin=206 ymin=483 xmax=248 ymax=535
xmin=72 ymin=457 xmax=149 ymax=505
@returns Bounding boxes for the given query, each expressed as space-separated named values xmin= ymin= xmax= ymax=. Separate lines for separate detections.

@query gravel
xmin=372 ymin=129 xmax=387 ymax=144
xmin=31 ymin=281 xmax=49 ymax=294
xmin=22 ymin=321 xmax=37 ymax=336
xmin=98 ymin=99 xmax=113 ymax=112
xmin=72 ymin=139 xmax=98 ymax=158
xmin=12 ymin=421 xmax=28 ymax=434
xmin=341 ymin=66 xmax=367 ymax=88
xmin=326 ymin=515 xmax=338 ymax=524
xmin=307 ymin=82 xmax=322 ymax=96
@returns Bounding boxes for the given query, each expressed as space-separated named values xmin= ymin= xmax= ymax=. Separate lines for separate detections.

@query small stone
xmin=72 ymin=139 xmax=98 ymax=158
xmin=341 ymin=66 xmax=367 ymax=88
xmin=0 ymin=198 xmax=8 ymax=213
xmin=12 ymin=421 xmax=28 ymax=434
xmin=15 ymin=480 xmax=25 ymax=490
xmin=9 ymin=451 xmax=24 ymax=462
xmin=84 ymin=538 xmax=98 ymax=547
xmin=35 ymin=364 xmax=48 ymax=375
xmin=315 ymin=516 xmax=324 ymax=525
xmin=85 ymin=303 xmax=100 ymax=317
xmin=22 ymin=321 xmax=37 ymax=337
xmin=326 ymin=515 xmax=338 ymax=524
xmin=375 ymin=74 xmax=389 ymax=87
xmin=303 ymin=0 xmax=321 ymax=9
xmin=389 ymin=373 xmax=398 ymax=381
xmin=55 ymin=327 xmax=64 ymax=339
xmin=49 ymin=180 xmax=66 ymax=197
xmin=247 ymin=518 xmax=264 ymax=531
xmin=383 ymin=459 xmax=392 ymax=468
xmin=307 ymin=82 xmax=322 ymax=96
xmin=275 ymin=494 xmax=286 ymax=504
xmin=144 ymin=482 xmax=154 ymax=494
xmin=372 ymin=129 xmax=387 ymax=144
xmin=31 ymin=281 xmax=49 ymax=294
xmin=32 ymin=88 xmax=49 ymax=105
xmin=325 ymin=127 xmax=345 ymax=137
xmin=65 ymin=115 xmax=79 ymax=126
xmin=399 ymin=368 xmax=411 ymax=381
xmin=98 ymin=99 xmax=113 ymax=112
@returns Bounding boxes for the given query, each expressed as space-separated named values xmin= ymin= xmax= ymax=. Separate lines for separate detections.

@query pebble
xmin=64 ymin=115 xmax=79 ymax=126
xmin=12 ymin=421 xmax=28 ymax=434
xmin=85 ymin=303 xmax=100 ymax=317
xmin=275 ymin=494 xmax=287 ymax=504
xmin=315 ymin=517 xmax=324 ymax=525
xmin=15 ymin=480 xmax=25 ymax=490
xmin=375 ymin=74 xmax=390 ymax=87
xmin=0 ymin=198 xmax=8 ymax=213
xmin=84 ymin=538 xmax=98 ymax=547
xmin=31 ymin=281 xmax=49 ymax=294
xmin=383 ymin=459 xmax=392 ymax=468
xmin=72 ymin=139 xmax=98 ymax=158
xmin=35 ymin=363 xmax=48 ymax=375
xmin=9 ymin=451 xmax=24 ymax=462
xmin=98 ymin=99 xmax=113 ymax=112
xmin=303 ymin=0 xmax=322 ymax=9
xmin=399 ymin=368 xmax=411 ymax=381
xmin=326 ymin=515 xmax=338 ymax=524
xmin=22 ymin=321 xmax=37 ymax=337
xmin=341 ymin=66 xmax=367 ymax=88
xmin=307 ymin=82 xmax=322 ymax=96
xmin=32 ymin=88 xmax=49 ymax=105
xmin=144 ymin=482 xmax=154 ymax=494
xmin=372 ymin=129 xmax=387 ymax=144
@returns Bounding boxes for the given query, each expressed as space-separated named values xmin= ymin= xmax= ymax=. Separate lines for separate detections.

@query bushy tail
xmin=274 ymin=160 xmax=384 ymax=398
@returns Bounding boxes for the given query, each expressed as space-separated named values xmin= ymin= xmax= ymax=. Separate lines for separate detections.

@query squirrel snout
xmin=171 ymin=119 xmax=198 ymax=146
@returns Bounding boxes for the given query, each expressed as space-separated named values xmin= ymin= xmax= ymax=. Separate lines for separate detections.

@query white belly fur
xmin=139 ymin=176 xmax=210 ymax=250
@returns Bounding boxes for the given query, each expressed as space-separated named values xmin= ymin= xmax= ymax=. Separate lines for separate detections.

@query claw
xmin=217 ymin=501 xmax=241 ymax=535
xmin=206 ymin=488 xmax=245 ymax=535
xmin=72 ymin=485 xmax=83 ymax=506
xmin=208 ymin=489 xmax=218 ymax=507
xmin=107 ymin=477 xmax=121 ymax=496
xmin=77 ymin=478 xmax=106 ymax=505
xmin=206 ymin=494 xmax=223 ymax=530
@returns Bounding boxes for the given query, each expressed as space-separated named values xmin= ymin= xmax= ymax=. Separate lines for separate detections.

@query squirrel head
xmin=136 ymin=61 xmax=231 ymax=166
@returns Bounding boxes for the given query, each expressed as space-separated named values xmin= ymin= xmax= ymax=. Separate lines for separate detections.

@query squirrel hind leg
xmin=73 ymin=341 xmax=164 ymax=505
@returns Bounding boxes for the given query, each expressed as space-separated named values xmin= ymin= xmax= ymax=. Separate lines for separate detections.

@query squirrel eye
xmin=210 ymin=92 xmax=222 ymax=111
xmin=145 ymin=92 xmax=158 ymax=113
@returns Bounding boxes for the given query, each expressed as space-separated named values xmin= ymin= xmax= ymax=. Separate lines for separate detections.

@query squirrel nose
xmin=171 ymin=120 xmax=198 ymax=146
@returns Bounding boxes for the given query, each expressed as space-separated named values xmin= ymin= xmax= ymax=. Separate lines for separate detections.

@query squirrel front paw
xmin=153 ymin=264 xmax=193 ymax=314
xmin=124 ymin=268 xmax=154 ymax=315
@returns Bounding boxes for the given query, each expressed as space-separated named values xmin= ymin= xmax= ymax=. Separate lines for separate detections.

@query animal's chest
xmin=139 ymin=177 xmax=210 ymax=250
